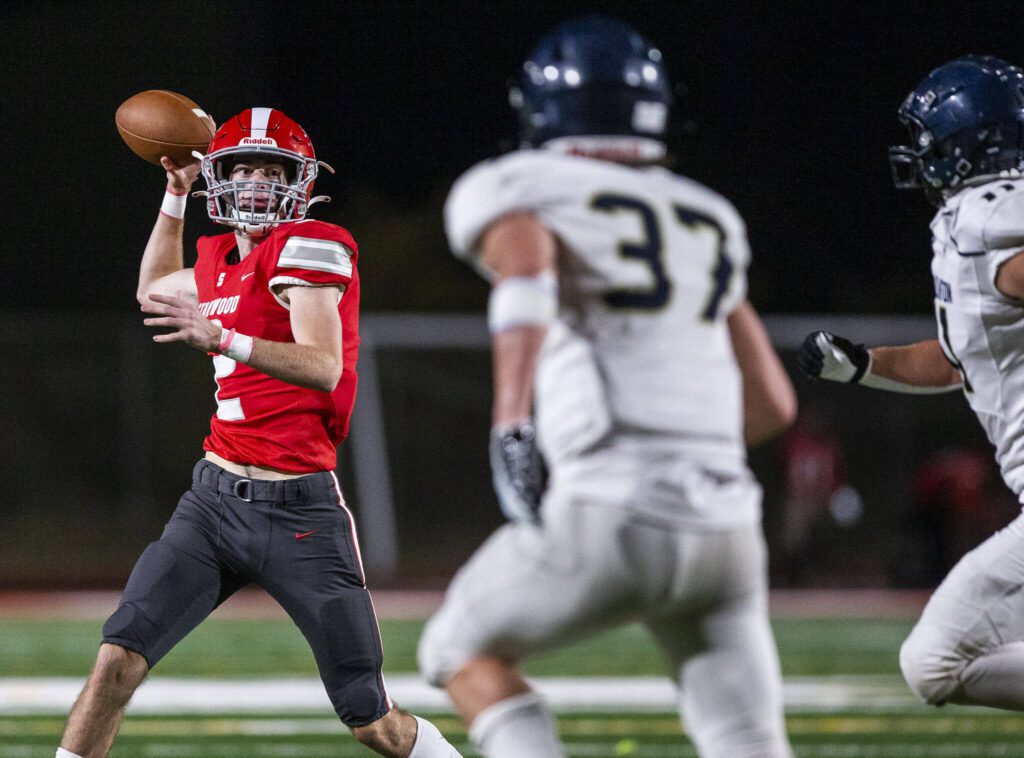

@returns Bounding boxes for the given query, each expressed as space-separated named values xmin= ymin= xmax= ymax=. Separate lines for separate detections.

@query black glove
xmin=489 ymin=421 xmax=546 ymax=525
xmin=796 ymin=331 xmax=870 ymax=383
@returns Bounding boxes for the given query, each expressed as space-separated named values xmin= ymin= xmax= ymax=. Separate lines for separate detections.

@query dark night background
xmin=3 ymin=0 xmax=1022 ymax=315
xmin=2 ymin=1 xmax=1023 ymax=588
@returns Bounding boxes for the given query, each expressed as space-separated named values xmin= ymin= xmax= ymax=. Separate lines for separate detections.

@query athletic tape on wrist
xmin=488 ymin=273 xmax=558 ymax=334
xmin=859 ymin=355 xmax=962 ymax=394
xmin=160 ymin=187 xmax=187 ymax=219
xmin=218 ymin=327 xmax=254 ymax=364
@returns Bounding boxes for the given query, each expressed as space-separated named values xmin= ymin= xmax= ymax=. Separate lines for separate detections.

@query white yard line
xmin=0 ymin=675 xmax=927 ymax=715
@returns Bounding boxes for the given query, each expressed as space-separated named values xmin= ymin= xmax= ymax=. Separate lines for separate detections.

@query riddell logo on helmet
xmin=240 ymin=137 xmax=277 ymax=147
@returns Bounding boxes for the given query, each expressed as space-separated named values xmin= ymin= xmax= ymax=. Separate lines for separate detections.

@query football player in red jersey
xmin=56 ymin=109 xmax=462 ymax=758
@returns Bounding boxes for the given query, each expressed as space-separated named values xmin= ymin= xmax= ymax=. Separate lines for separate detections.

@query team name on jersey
xmin=199 ymin=295 xmax=240 ymax=317
xmin=934 ymin=275 xmax=953 ymax=303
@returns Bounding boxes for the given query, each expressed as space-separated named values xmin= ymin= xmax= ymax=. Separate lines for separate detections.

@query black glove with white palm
xmin=489 ymin=420 xmax=546 ymax=525
xmin=796 ymin=331 xmax=871 ymax=383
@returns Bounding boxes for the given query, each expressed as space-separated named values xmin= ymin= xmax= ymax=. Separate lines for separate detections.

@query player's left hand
xmin=142 ymin=291 xmax=220 ymax=352
xmin=489 ymin=421 xmax=546 ymax=525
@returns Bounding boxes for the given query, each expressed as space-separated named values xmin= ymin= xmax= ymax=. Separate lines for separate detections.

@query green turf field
xmin=1 ymin=617 xmax=912 ymax=677
xmin=4 ymin=617 xmax=1022 ymax=757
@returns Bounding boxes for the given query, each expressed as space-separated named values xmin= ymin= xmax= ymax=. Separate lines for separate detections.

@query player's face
xmin=231 ymin=158 xmax=288 ymax=212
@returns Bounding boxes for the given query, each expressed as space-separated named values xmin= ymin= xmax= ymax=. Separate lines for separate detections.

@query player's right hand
xmin=160 ymin=156 xmax=201 ymax=194
xmin=796 ymin=331 xmax=871 ymax=383
xmin=489 ymin=421 xmax=546 ymax=525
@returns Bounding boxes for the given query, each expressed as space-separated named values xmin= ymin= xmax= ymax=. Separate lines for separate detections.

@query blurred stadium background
xmin=4 ymin=1 xmax=1024 ymax=754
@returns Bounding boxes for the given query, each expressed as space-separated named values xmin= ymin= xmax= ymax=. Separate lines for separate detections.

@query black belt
xmin=195 ymin=459 xmax=314 ymax=504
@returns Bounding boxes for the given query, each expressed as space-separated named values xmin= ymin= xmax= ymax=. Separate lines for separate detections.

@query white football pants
xmin=901 ymin=510 xmax=1024 ymax=709
xmin=419 ymin=454 xmax=793 ymax=758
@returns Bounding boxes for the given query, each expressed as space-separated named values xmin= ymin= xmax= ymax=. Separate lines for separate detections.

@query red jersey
xmin=193 ymin=220 xmax=360 ymax=472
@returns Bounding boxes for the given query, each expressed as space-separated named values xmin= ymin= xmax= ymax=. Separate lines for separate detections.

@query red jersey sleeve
xmin=268 ymin=220 xmax=357 ymax=291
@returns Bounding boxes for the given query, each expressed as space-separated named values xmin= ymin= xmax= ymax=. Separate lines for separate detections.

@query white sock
xmin=408 ymin=715 xmax=464 ymax=758
xmin=56 ymin=750 xmax=84 ymax=758
xmin=469 ymin=692 xmax=564 ymax=758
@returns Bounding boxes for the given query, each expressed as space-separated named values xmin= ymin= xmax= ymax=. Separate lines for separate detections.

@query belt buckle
xmin=232 ymin=478 xmax=254 ymax=502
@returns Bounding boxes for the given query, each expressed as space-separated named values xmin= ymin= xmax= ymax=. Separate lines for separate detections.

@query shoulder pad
xmin=277 ymin=219 xmax=356 ymax=251
xmin=444 ymin=150 xmax=573 ymax=259
xmin=195 ymin=232 xmax=235 ymax=257
xmin=953 ymin=180 xmax=1024 ymax=252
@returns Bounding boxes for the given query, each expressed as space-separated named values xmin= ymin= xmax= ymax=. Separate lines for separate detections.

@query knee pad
xmin=415 ymin=610 xmax=464 ymax=688
xmin=899 ymin=627 xmax=959 ymax=705
xmin=417 ymin=610 xmax=475 ymax=688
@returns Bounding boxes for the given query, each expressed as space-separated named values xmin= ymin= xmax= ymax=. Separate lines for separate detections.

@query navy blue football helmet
xmin=889 ymin=55 xmax=1024 ymax=201
xmin=510 ymin=16 xmax=672 ymax=152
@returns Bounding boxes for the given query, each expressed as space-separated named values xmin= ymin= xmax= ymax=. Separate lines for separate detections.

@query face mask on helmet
xmin=195 ymin=108 xmax=334 ymax=236
xmin=510 ymin=15 xmax=673 ymax=161
xmin=889 ymin=55 xmax=1024 ymax=204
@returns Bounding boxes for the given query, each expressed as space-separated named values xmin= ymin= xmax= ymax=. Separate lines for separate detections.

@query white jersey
xmin=445 ymin=149 xmax=751 ymax=474
xmin=930 ymin=177 xmax=1024 ymax=499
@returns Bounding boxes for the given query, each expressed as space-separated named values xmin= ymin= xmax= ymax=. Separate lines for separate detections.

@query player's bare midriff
xmin=204 ymin=451 xmax=307 ymax=480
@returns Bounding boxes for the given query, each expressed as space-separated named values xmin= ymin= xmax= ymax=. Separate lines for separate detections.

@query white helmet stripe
xmin=249 ymin=107 xmax=273 ymax=138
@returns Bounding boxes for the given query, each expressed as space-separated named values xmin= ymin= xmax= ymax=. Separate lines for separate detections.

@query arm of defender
xmin=728 ymin=299 xmax=798 ymax=446
xmin=137 ymin=157 xmax=201 ymax=304
xmin=141 ymin=284 xmax=345 ymax=393
xmin=797 ymin=332 xmax=961 ymax=392
xmin=995 ymin=250 xmax=1024 ymax=301
xmin=480 ymin=212 xmax=558 ymax=524
xmin=482 ymin=212 xmax=558 ymax=426
xmin=869 ymin=340 xmax=962 ymax=388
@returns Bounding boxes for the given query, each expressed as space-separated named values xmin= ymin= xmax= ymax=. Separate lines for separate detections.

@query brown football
xmin=115 ymin=90 xmax=216 ymax=166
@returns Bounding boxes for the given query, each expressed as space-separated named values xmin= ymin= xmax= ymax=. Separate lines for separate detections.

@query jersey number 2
xmin=591 ymin=193 xmax=734 ymax=319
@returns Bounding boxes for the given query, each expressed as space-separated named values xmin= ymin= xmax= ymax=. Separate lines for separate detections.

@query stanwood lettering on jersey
xmin=198 ymin=295 xmax=241 ymax=317
xmin=193 ymin=220 xmax=360 ymax=473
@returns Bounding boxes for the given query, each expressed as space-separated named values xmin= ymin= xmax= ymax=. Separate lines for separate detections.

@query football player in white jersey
xmin=797 ymin=55 xmax=1024 ymax=710
xmin=418 ymin=16 xmax=798 ymax=757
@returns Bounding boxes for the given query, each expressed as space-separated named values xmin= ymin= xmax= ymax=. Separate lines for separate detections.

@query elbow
xmin=750 ymin=387 xmax=799 ymax=444
xmin=766 ymin=388 xmax=799 ymax=438
xmin=773 ymin=386 xmax=799 ymax=433
xmin=136 ymin=288 xmax=152 ymax=307
xmin=317 ymin=362 xmax=343 ymax=393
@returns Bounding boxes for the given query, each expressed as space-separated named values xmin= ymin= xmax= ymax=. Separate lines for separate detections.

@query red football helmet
xmin=197 ymin=108 xmax=334 ymax=235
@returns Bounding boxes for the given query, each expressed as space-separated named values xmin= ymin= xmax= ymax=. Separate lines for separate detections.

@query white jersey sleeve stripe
xmin=279 ymin=237 xmax=353 ymax=277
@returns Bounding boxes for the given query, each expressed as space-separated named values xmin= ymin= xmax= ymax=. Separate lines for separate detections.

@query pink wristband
xmin=218 ymin=328 xmax=254 ymax=364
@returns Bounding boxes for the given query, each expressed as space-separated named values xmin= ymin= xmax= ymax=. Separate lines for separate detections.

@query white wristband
xmin=218 ymin=328 xmax=254 ymax=364
xmin=160 ymin=187 xmax=187 ymax=219
xmin=487 ymin=273 xmax=558 ymax=334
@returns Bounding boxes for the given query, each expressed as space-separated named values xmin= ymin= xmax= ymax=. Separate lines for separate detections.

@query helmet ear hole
xmin=935 ymin=137 xmax=958 ymax=159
